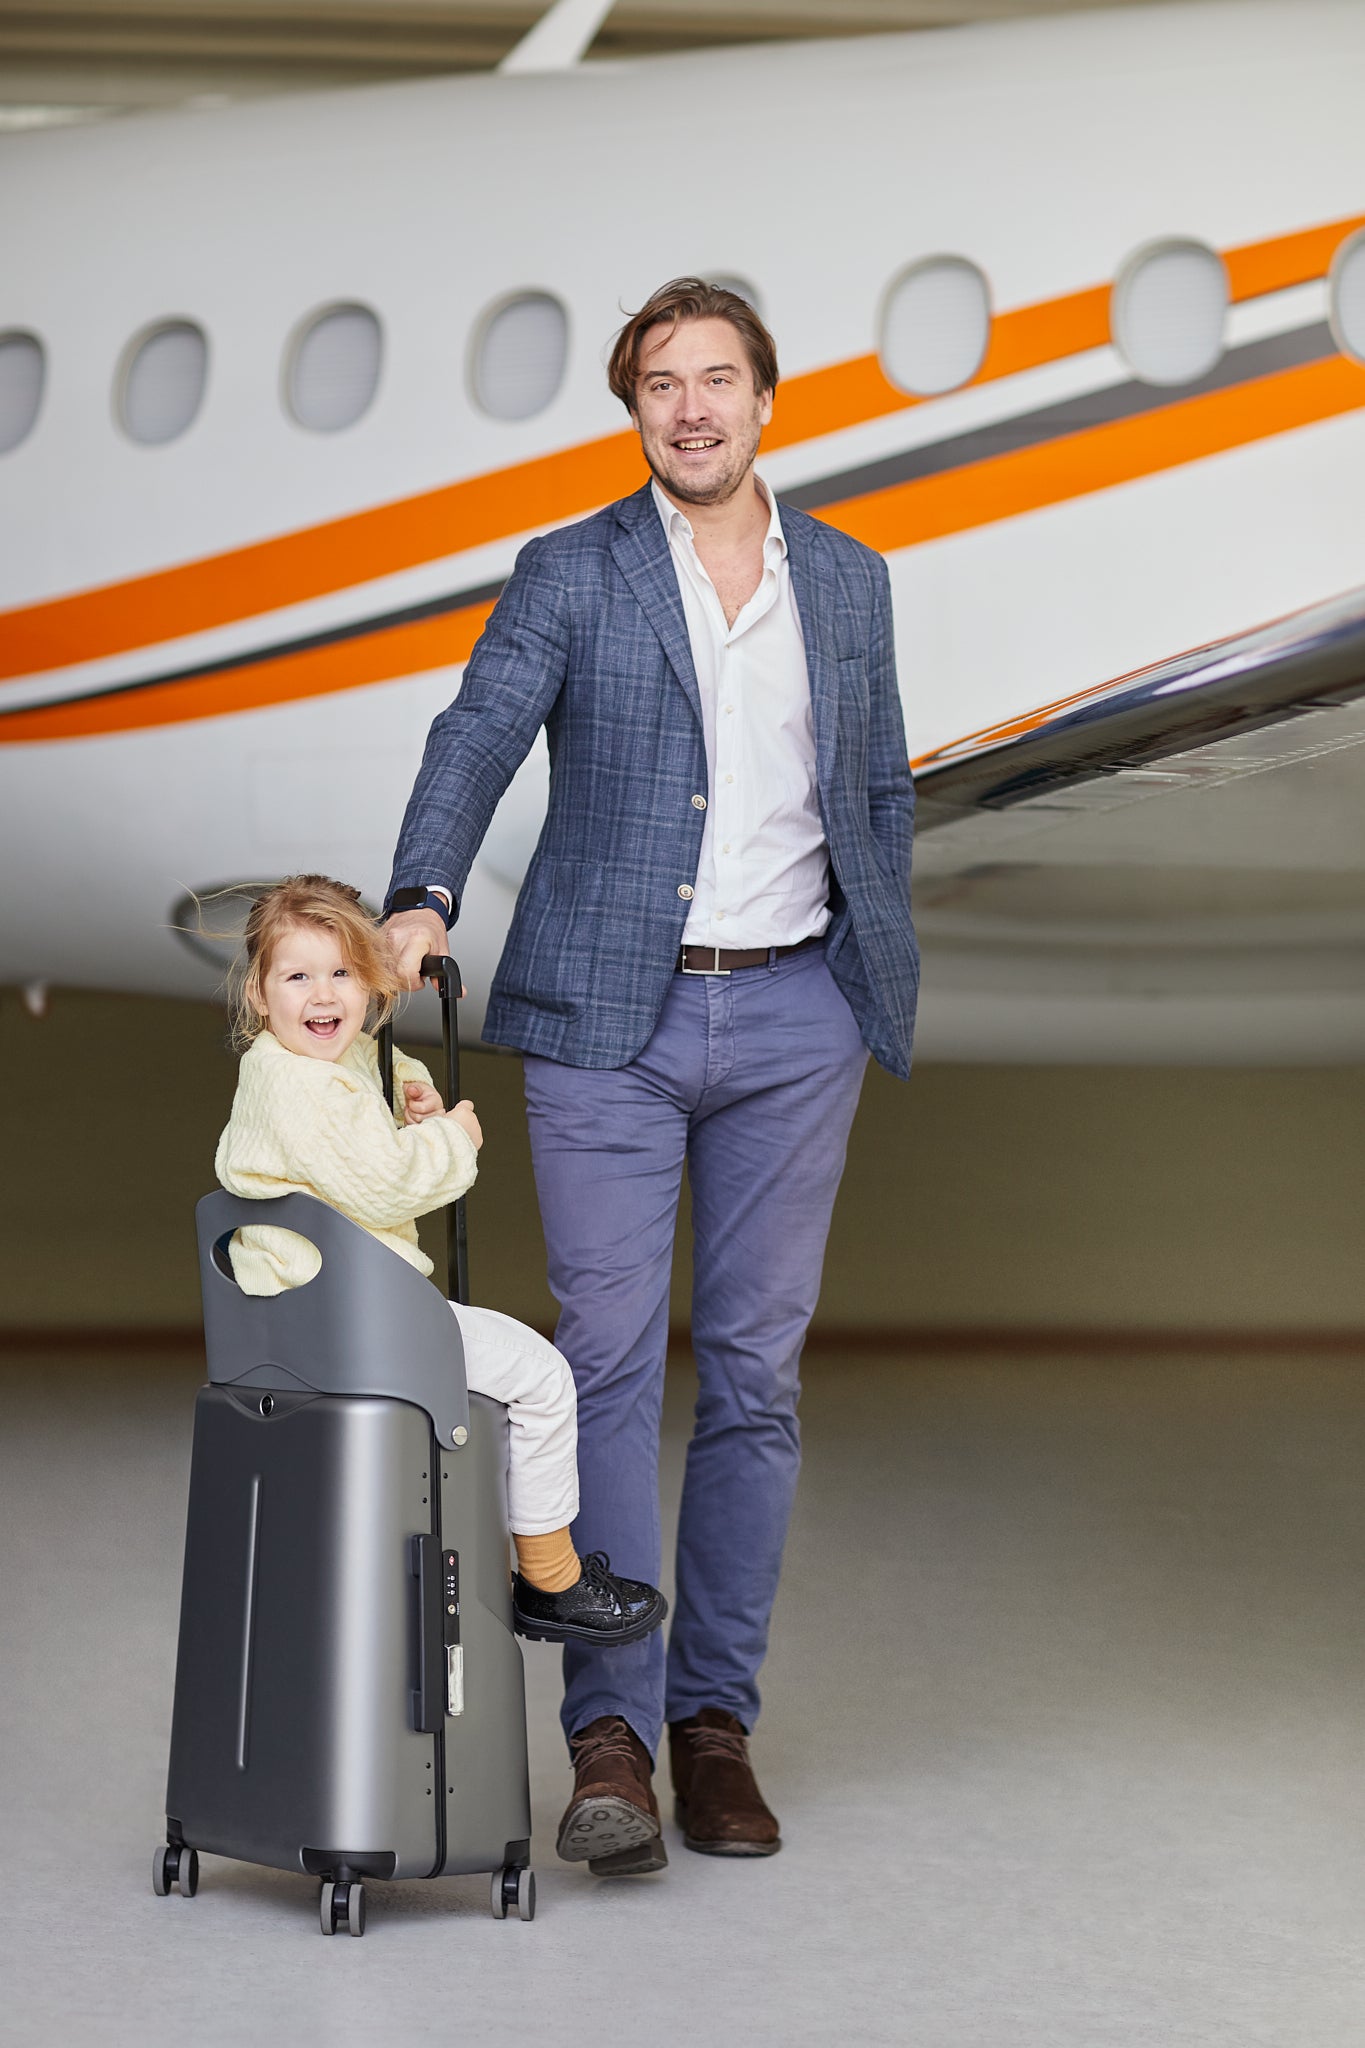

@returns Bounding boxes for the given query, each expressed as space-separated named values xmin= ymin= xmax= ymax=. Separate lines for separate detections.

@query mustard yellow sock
xmin=514 ymin=1527 xmax=580 ymax=1594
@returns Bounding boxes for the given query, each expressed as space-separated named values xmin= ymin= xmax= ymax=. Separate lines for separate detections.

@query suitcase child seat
xmin=153 ymin=1186 xmax=535 ymax=1936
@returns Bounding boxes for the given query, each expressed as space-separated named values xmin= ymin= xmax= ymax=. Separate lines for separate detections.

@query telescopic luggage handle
xmin=378 ymin=953 xmax=470 ymax=1307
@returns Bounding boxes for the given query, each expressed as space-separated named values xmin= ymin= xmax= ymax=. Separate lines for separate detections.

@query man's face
xmin=631 ymin=316 xmax=773 ymax=509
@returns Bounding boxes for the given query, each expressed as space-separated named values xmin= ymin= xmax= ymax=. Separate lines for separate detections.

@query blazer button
xmin=691 ymin=794 xmax=707 ymax=810
xmin=677 ymin=884 xmax=695 ymax=900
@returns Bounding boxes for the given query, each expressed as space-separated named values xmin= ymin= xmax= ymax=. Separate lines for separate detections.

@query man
xmin=385 ymin=278 xmax=917 ymax=1876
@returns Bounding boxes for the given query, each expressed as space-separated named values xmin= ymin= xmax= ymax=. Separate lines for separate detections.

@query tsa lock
xmin=412 ymin=1536 xmax=464 ymax=1728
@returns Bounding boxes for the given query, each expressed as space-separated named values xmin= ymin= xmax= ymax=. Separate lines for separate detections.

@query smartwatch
xmin=386 ymin=886 xmax=455 ymax=928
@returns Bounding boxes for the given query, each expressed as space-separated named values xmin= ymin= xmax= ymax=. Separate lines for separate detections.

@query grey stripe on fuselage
xmin=782 ymin=321 xmax=1338 ymax=514
xmin=2 ymin=322 xmax=1338 ymax=722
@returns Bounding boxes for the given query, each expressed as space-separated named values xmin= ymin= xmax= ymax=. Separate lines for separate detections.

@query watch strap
xmin=387 ymin=886 xmax=455 ymax=929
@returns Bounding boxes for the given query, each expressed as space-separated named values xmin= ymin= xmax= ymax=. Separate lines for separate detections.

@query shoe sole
xmin=588 ymin=1837 xmax=670 ymax=1878
xmin=556 ymin=1796 xmax=661 ymax=1866
xmin=674 ymin=1797 xmax=781 ymax=1857
xmin=682 ymin=1834 xmax=782 ymax=1857
xmin=514 ymin=1598 xmax=667 ymax=1648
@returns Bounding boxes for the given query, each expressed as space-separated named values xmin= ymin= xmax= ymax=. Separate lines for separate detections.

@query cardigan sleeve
xmin=343 ymin=1030 xmax=435 ymax=1123
xmin=268 ymin=1058 xmax=478 ymax=1230
xmin=392 ymin=1045 xmax=438 ymax=1120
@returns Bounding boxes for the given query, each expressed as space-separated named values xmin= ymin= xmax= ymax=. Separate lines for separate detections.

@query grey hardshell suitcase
xmin=153 ymin=958 xmax=534 ymax=1936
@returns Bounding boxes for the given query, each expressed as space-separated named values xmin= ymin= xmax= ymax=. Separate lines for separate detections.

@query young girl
xmin=214 ymin=872 xmax=665 ymax=1649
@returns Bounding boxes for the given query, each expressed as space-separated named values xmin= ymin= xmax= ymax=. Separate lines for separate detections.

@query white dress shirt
xmin=427 ymin=476 xmax=830 ymax=947
xmin=653 ymin=476 xmax=830 ymax=950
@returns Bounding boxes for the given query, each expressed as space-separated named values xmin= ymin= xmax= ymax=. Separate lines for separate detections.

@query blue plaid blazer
xmin=387 ymin=482 xmax=918 ymax=1077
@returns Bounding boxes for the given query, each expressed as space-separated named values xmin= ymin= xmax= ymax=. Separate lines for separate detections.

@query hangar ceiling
xmin=1 ymin=0 xmax=1212 ymax=123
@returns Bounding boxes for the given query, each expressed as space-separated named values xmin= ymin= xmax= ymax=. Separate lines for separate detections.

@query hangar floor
xmin=5 ymin=1342 xmax=1365 ymax=2045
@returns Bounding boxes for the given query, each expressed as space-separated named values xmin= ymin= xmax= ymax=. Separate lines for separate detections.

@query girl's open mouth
xmin=305 ymin=1017 xmax=341 ymax=1038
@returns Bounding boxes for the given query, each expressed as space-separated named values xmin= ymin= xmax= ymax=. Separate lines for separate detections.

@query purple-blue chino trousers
xmin=522 ymin=945 xmax=869 ymax=1760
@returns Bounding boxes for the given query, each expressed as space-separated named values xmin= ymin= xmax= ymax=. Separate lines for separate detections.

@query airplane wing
xmin=909 ymin=587 xmax=1365 ymax=1063
xmin=916 ymin=586 xmax=1365 ymax=825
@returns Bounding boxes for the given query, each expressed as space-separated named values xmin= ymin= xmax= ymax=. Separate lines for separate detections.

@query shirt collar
xmin=651 ymin=474 xmax=787 ymax=560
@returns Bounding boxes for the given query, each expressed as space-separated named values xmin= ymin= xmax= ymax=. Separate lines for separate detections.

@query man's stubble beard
xmin=642 ymin=410 xmax=765 ymax=508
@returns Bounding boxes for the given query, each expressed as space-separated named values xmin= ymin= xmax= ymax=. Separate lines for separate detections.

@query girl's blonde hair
xmin=230 ymin=874 xmax=401 ymax=1050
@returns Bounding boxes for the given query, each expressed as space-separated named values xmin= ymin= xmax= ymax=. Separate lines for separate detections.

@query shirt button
xmin=716 ymin=911 xmax=726 ymax=922
xmin=677 ymin=884 xmax=694 ymax=900
xmin=725 ymin=774 xmax=734 ymax=785
xmin=691 ymin=794 xmax=707 ymax=810
xmin=724 ymin=705 xmax=734 ymax=715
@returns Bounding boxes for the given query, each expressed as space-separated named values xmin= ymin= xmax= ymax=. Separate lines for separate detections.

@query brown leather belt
xmin=676 ymin=935 xmax=824 ymax=976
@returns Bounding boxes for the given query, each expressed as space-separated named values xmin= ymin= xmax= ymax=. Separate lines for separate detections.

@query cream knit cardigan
xmin=215 ymin=1029 xmax=479 ymax=1295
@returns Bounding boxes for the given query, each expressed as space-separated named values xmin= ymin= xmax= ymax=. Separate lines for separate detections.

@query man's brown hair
xmin=607 ymin=278 xmax=779 ymax=413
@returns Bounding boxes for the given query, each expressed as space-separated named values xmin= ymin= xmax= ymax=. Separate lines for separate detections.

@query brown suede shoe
xmin=556 ymin=1715 xmax=668 ymax=1876
xmin=669 ymin=1708 xmax=782 ymax=1857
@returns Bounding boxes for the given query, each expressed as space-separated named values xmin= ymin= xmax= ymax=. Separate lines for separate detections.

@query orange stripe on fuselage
xmin=0 ymin=441 xmax=643 ymax=684
xmin=2 ymin=211 xmax=1361 ymax=687
xmin=8 ymin=352 xmax=1365 ymax=747
xmin=757 ymin=284 xmax=1115 ymax=452
xmin=822 ymin=354 xmax=1365 ymax=557
xmin=0 ymin=602 xmax=495 ymax=745
xmin=772 ymin=217 xmax=1363 ymax=447
xmin=1223 ymin=216 xmax=1361 ymax=302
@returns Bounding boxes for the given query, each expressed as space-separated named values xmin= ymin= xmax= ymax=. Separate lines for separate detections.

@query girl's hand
xmin=403 ymin=1080 xmax=446 ymax=1125
xmin=447 ymin=1099 xmax=483 ymax=1151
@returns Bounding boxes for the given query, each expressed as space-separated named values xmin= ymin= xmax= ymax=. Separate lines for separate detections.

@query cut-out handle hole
xmin=212 ymin=1227 xmax=323 ymax=1291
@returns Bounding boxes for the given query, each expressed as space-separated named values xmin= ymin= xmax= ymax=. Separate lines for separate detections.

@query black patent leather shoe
xmin=513 ymin=1551 xmax=667 ymax=1646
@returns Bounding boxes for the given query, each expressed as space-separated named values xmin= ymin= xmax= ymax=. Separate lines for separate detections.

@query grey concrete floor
xmin=4 ymin=1348 xmax=1365 ymax=2047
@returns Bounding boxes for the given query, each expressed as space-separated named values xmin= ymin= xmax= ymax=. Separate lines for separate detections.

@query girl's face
xmin=257 ymin=921 xmax=369 ymax=1062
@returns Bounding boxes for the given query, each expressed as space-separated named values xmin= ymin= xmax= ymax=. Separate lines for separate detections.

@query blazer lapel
xmin=610 ymin=484 xmax=704 ymax=731
xmin=783 ymin=509 xmax=839 ymax=795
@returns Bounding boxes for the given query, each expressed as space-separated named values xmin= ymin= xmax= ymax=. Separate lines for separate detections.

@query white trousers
xmin=448 ymin=1303 xmax=579 ymax=1536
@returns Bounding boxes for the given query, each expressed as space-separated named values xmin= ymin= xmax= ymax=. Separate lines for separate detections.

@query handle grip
xmin=378 ymin=953 xmax=469 ymax=1305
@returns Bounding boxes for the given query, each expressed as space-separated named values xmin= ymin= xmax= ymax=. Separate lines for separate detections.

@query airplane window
xmin=286 ymin=303 xmax=383 ymax=433
xmin=0 ymin=331 xmax=45 ymax=454
xmin=1329 ymin=229 xmax=1365 ymax=364
xmin=1110 ymin=240 xmax=1227 ymax=387
xmin=471 ymin=292 xmax=569 ymax=421
xmin=117 ymin=320 xmax=208 ymax=445
xmin=878 ymin=257 xmax=991 ymax=397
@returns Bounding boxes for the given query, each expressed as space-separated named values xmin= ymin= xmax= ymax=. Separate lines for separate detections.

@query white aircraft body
xmin=3 ymin=0 xmax=1365 ymax=1059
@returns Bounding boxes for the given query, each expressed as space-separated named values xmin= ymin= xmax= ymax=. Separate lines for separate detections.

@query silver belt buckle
xmin=680 ymin=946 xmax=730 ymax=976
